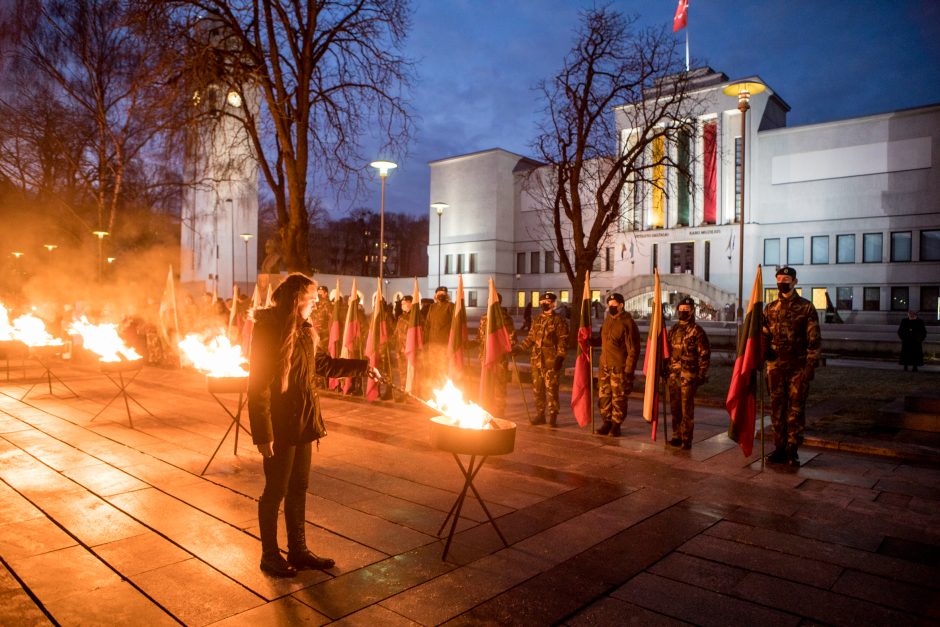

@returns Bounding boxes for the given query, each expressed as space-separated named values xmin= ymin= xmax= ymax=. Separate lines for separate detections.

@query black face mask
xmin=776 ymin=283 xmax=793 ymax=294
xmin=436 ymin=294 xmax=447 ymax=302
xmin=608 ymin=306 xmax=619 ymax=316
xmin=677 ymin=311 xmax=691 ymax=321
xmin=540 ymin=303 xmax=552 ymax=312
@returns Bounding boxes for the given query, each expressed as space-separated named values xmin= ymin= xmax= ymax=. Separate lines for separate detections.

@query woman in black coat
xmin=248 ymin=273 xmax=370 ymax=578
xmin=897 ymin=310 xmax=927 ymax=372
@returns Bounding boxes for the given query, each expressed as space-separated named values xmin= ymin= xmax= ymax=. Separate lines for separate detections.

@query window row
xmin=442 ymin=253 xmax=478 ymax=275
xmin=762 ymin=285 xmax=938 ymax=313
xmin=763 ymin=230 xmax=940 ymax=266
xmin=516 ymin=248 xmax=614 ymax=275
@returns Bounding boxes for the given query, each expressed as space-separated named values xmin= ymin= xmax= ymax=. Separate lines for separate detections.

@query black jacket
xmin=248 ymin=308 xmax=367 ymax=445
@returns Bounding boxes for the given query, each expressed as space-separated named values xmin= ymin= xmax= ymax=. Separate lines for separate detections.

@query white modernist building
xmin=427 ymin=68 xmax=940 ymax=324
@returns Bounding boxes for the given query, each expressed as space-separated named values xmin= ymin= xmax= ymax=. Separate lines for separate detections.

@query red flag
xmin=447 ymin=275 xmax=467 ymax=380
xmin=571 ymin=273 xmax=593 ymax=427
xmin=673 ymin=0 xmax=688 ymax=32
xmin=404 ymin=277 xmax=422 ymax=394
xmin=327 ymin=279 xmax=343 ymax=389
xmin=364 ymin=279 xmax=388 ymax=402
xmin=642 ymin=269 xmax=669 ymax=440
xmin=341 ymin=278 xmax=361 ymax=394
xmin=479 ymin=276 xmax=513 ymax=408
xmin=726 ymin=266 xmax=764 ymax=456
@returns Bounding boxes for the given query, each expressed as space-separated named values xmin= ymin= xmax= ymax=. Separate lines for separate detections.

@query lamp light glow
xmin=370 ymin=160 xmax=397 ymax=177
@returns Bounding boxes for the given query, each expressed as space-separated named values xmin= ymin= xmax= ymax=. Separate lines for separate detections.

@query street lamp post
xmin=239 ymin=233 xmax=253 ymax=286
xmin=722 ymin=79 xmax=765 ymax=326
xmin=225 ymin=198 xmax=235 ymax=296
xmin=370 ymin=160 xmax=397 ymax=284
xmin=431 ymin=202 xmax=448 ymax=288
xmin=92 ymin=231 xmax=109 ymax=282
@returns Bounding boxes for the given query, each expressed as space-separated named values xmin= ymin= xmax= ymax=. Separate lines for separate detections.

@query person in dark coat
xmin=248 ymin=273 xmax=371 ymax=578
xmin=898 ymin=310 xmax=927 ymax=372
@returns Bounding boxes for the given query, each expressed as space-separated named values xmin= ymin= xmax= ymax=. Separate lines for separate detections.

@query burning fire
xmin=68 ymin=317 xmax=142 ymax=362
xmin=178 ymin=332 xmax=248 ymax=378
xmin=428 ymin=380 xmax=495 ymax=430
xmin=0 ymin=303 xmax=63 ymax=346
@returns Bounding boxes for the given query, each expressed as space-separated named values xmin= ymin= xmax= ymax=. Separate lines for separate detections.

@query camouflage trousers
xmin=422 ymin=344 xmax=448 ymax=393
xmin=598 ymin=365 xmax=631 ymax=425
xmin=480 ymin=359 xmax=510 ymax=417
xmin=766 ymin=362 xmax=811 ymax=448
xmin=531 ymin=360 xmax=560 ymax=418
xmin=668 ymin=374 xmax=698 ymax=444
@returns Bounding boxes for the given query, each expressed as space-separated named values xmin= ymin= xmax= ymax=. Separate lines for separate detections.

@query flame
xmin=68 ymin=317 xmax=142 ymax=362
xmin=0 ymin=303 xmax=63 ymax=346
xmin=178 ymin=332 xmax=248 ymax=378
xmin=428 ymin=380 xmax=494 ymax=430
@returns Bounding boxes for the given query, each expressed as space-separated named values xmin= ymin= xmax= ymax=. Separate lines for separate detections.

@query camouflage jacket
xmin=518 ymin=311 xmax=568 ymax=366
xmin=666 ymin=320 xmax=711 ymax=380
xmin=478 ymin=306 xmax=515 ymax=361
xmin=596 ymin=312 xmax=640 ymax=374
xmin=763 ymin=294 xmax=822 ymax=367
xmin=312 ymin=301 xmax=332 ymax=351
xmin=394 ymin=314 xmax=409 ymax=355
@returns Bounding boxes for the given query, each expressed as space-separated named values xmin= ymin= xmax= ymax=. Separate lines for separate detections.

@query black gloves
xmin=554 ymin=355 xmax=565 ymax=371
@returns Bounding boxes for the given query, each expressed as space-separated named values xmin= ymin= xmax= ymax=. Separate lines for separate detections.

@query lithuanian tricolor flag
xmin=570 ymin=273 xmax=593 ymax=427
xmin=726 ymin=265 xmax=764 ymax=456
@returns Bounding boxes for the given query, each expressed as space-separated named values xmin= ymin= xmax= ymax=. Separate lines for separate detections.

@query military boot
xmin=786 ymin=444 xmax=801 ymax=468
xmin=548 ymin=413 xmax=558 ymax=427
xmin=766 ymin=448 xmax=787 ymax=465
xmin=609 ymin=421 xmax=622 ymax=437
xmin=529 ymin=414 xmax=546 ymax=426
xmin=596 ymin=420 xmax=612 ymax=435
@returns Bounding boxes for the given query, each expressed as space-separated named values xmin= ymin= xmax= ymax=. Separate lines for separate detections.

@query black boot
xmin=596 ymin=420 xmax=612 ymax=435
xmin=786 ymin=444 xmax=800 ymax=468
xmin=286 ymin=502 xmax=335 ymax=571
xmin=668 ymin=437 xmax=682 ymax=447
xmin=609 ymin=421 xmax=621 ymax=437
xmin=548 ymin=413 xmax=558 ymax=427
xmin=530 ymin=414 xmax=546 ymax=426
xmin=258 ymin=500 xmax=296 ymax=578
xmin=766 ymin=447 xmax=787 ymax=464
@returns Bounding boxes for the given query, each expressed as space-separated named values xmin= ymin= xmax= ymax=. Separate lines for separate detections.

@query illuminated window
xmin=811 ymin=288 xmax=828 ymax=310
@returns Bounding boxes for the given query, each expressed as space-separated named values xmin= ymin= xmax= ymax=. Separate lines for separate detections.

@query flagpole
xmin=510 ymin=352 xmax=531 ymax=422
xmin=759 ymin=367 xmax=765 ymax=470
xmin=588 ymin=345 xmax=595 ymax=434
xmin=685 ymin=25 xmax=690 ymax=72
xmin=662 ymin=377 xmax=669 ymax=445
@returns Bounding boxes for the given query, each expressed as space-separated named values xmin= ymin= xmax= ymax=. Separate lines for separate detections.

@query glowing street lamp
xmin=92 ymin=230 xmax=110 ymax=282
xmin=431 ymin=202 xmax=448 ymax=288
xmin=239 ymin=233 xmax=253 ymax=285
xmin=722 ymin=79 xmax=765 ymax=326
xmin=43 ymin=244 xmax=58 ymax=252
xmin=370 ymin=160 xmax=397 ymax=283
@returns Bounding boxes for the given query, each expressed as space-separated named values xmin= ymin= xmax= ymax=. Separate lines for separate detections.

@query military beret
xmin=541 ymin=292 xmax=557 ymax=302
xmin=401 ymin=295 xmax=413 ymax=302
xmin=607 ymin=292 xmax=625 ymax=304
xmin=678 ymin=297 xmax=695 ymax=308
xmin=775 ymin=266 xmax=797 ymax=279
xmin=435 ymin=285 xmax=448 ymax=293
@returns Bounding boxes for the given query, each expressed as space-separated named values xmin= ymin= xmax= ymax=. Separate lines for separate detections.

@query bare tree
xmin=531 ymin=7 xmax=699 ymax=336
xmin=168 ymin=0 xmax=413 ymax=272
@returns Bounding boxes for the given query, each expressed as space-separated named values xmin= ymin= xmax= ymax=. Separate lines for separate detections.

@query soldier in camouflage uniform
xmin=593 ymin=293 xmax=640 ymax=437
xmin=763 ymin=266 xmax=822 ymax=467
xmin=392 ymin=295 xmax=414 ymax=402
xmin=665 ymin=297 xmax=711 ymax=449
xmin=514 ymin=292 xmax=567 ymax=426
xmin=311 ymin=284 xmax=333 ymax=388
xmin=477 ymin=293 xmax=515 ymax=417
xmin=423 ymin=286 xmax=454 ymax=391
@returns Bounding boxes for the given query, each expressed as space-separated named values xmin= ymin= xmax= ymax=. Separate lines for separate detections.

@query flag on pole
xmin=642 ymin=269 xmax=669 ymax=440
xmin=341 ymin=278 xmax=361 ymax=394
xmin=364 ymin=279 xmax=388 ymax=402
xmin=571 ymin=272 xmax=593 ymax=427
xmin=264 ymin=283 xmax=273 ymax=308
xmin=328 ymin=279 xmax=344 ymax=389
xmin=404 ymin=277 xmax=423 ymax=394
xmin=479 ymin=276 xmax=513 ymax=409
xmin=447 ymin=275 xmax=467 ymax=380
xmin=726 ymin=265 xmax=765 ymax=457
xmin=227 ymin=284 xmax=239 ymax=341
xmin=673 ymin=0 xmax=688 ymax=32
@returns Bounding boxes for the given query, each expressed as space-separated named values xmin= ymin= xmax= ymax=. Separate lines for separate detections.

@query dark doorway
xmin=671 ymin=242 xmax=694 ymax=275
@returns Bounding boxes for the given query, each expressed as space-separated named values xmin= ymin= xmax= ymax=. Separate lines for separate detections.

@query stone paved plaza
xmin=1 ymin=359 xmax=938 ymax=625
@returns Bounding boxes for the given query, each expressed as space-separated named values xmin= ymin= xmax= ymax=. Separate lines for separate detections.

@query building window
xmin=544 ymin=250 xmax=554 ymax=274
xmin=787 ymin=237 xmax=804 ymax=265
xmin=530 ymin=290 xmax=539 ymax=306
xmin=605 ymin=247 xmax=613 ymax=271
xmin=704 ymin=241 xmax=711 ymax=281
xmin=836 ymin=234 xmax=855 ymax=264
xmin=444 ymin=255 xmax=452 ymax=275
xmin=811 ymin=288 xmax=828 ymax=310
xmin=890 ymin=232 xmax=911 ymax=262
xmin=763 ymin=288 xmax=777 ymax=303
xmin=863 ymin=287 xmax=880 ymax=311
xmin=467 ymin=290 xmax=478 ymax=308
xmin=921 ymin=286 xmax=938 ymax=314
xmin=560 ymin=290 xmax=570 ymax=303
xmin=836 ymin=287 xmax=853 ymax=310
xmin=811 ymin=236 xmax=829 ymax=264
xmin=516 ymin=252 xmax=526 ymax=274
xmin=763 ymin=239 xmax=780 ymax=266
xmin=652 ymin=243 xmax=658 ymax=271
xmin=890 ymin=287 xmax=909 ymax=312
xmin=530 ymin=251 xmax=540 ymax=274
xmin=517 ymin=291 xmax=526 ymax=308
xmin=468 ymin=253 xmax=477 ymax=273
xmin=862 ymin=233 xmax=883 ymax=263
xmin=456 ymin=253 xmax=464 ymax=274
xmin=921 ymin=230 xmax=940 ymax=261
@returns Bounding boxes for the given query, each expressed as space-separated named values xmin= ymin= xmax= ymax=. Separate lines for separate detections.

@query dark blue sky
xmin=350 ymin=0 xmax=940 ymax=219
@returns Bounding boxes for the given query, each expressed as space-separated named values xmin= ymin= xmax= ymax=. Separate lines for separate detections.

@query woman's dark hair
xmin=270 ymin=273 xmax=315 ymax=392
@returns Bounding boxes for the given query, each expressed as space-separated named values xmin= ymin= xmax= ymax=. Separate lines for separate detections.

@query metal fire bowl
xmin=207 ymin=375 xmax=249 ymax=394
xmin=429 ymin=416 xmax=517 ymax=457
xmin=99 ymin=359 xmax=144 ymax=374
xmin=0 ymin=340 xmax=29 ymax=360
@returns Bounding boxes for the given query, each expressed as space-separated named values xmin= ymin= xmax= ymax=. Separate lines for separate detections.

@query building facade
xmin=427 ymin=69 xmax=940 ymax=324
